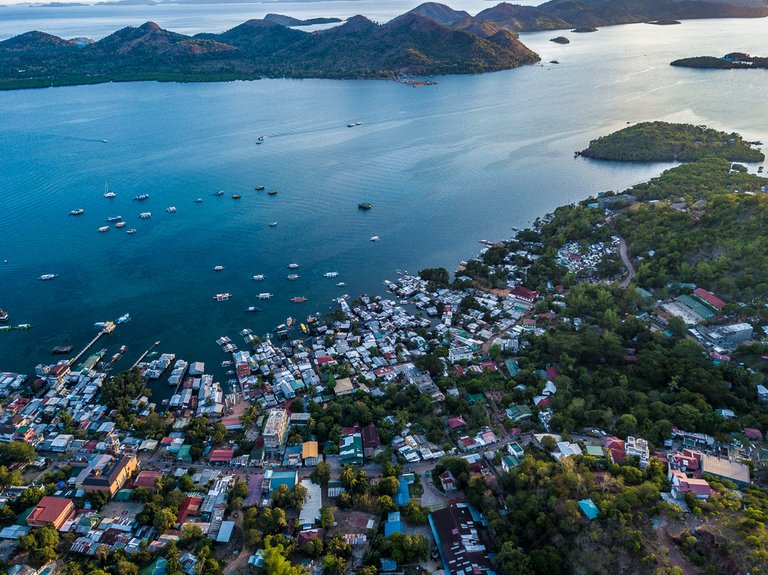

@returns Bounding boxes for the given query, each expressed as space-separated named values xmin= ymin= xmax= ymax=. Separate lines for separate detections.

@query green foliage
xmin=419 ymin=267 xmax=450 ymax=286
xmin=272 ymin=483 xmax=308 ymax=511
xmin=262 ymin=536 xmax=308 ymax=575
xmin=383 ymin=532 xmax=429 ymax=564
xmin=581 ymin=122 xmax=764 ymax=162
xmin=100 ymin=369 xmax=150 ymax=428
xmin=311 ymin=462 xmax=331 ymax=487
xmin=0 ymin=441 xmax=37 ymax=465
xmin=19 ymin=526 xmax=59 ymax=566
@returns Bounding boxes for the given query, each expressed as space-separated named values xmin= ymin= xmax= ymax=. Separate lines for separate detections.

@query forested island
xmin=579 ymin=121 xmax=765 ymax=162
xmin=2 ymin=0 xmax=768 ymax=89
xmin=672 ymin=52 xmax=768 ymax=69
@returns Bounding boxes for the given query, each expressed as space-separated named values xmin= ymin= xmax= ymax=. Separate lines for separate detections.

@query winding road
xmin=618 ymin=238 xmax=636 ymax=288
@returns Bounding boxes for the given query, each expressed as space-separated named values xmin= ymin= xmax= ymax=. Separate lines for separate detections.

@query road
xmin=618 ymin=237 xmax=636 ymax=288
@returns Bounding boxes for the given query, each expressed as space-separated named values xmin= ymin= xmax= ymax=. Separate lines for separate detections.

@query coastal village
xmin=2 ymin=183 xmax=767 ymax=575
xmin=2 ymin=123 xmax=768 ymax=575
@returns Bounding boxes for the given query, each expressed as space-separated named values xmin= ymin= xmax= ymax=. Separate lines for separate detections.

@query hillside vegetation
xmin=580 ymin=122 xmax=765 ymax=162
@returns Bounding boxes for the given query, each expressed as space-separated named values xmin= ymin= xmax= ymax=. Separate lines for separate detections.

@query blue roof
xmin=388 ymin=511 xmax=401 ymax=522
xmin=394 ymin=477 xmax=410 ymax=506
xmin=380 ymin=559 xmax=397 ymax=572
xmin=384 ymin=521 xmax=403 ymax=537
xmin=578 ymin=498 xmax=600 ymax=521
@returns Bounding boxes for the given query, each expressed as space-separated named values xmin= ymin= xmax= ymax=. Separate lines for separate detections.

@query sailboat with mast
xmin=103 ymin=179 xmax=116 ymax=198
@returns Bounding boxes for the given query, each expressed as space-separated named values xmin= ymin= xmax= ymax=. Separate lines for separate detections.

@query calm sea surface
xmin=1 ymin=4 xmax=767 ymax=393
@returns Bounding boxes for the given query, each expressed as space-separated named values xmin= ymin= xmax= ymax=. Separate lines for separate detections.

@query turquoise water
xmin=1 ymin=14 xmax=767 ymax=391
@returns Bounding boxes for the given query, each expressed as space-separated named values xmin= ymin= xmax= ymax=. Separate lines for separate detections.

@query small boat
xmin=166 ymin=206 xmax=177 ymax=213
xmin=115 ymin=221 xmax=127 ymax=228
xmin=107 ymin=215 xmax=122 ymax=222
xmin=133 ymin=194 xmax=150 ymax=201
xmin=232 ymin=194 xmax=241 ymax=199
xmin=139 ymin=212 xmax=152 ymax=219
xmin=98 ymin=226 xmax=110 ymax=233
xmin=0 ymin=309 xmax=8 ymax=322
xmin=119 ymin=344 xmax=126 ymax=353
xmin=194 ymin=198 xmax=203 ymax=203
xmin=101 ymin=139 xmax=108 ymax=143
xmin=258 ymin=293 xmax=273 ymax=300
xmin=213 ymin=293 xmax=232 ymax=301
xmin=111 ymin=353 xmax=121 ymax=363
xmin=214 ymin=265 xmax=225 ymax=272
xmin=324 ymin=272 xmax=339 ymax=278
xmin=550 ymin=59 xmax=560 ymax=64
xmin=287 ymin=274 xmax=300 ymax=280
xmin=268 ymin=190 xmax=278 ymax=196
xmin=16 ymin=324 xmax=32 ymax=330
xmin=255 ymin=136 xmax=266 ymax=144
xmin=104 ymin=192 xmax=117 ymax=199
xmin=126 ymin=229 xmax=137 ymax=234
xmin=370 ymin=235 xmax=380 ymax=241
xmin=348 ymin=122 xmax=362 ymax=128
xmin=246 ymin=306 xmax=263 ymax=313
xmin=269 ymin=222 xmax=278 ymax=227
xmin=358 ymin=203 xmax=372 ymax=210
xmin=214 ymin=190 xmax=224 ymax=197
xmin=70 ymin=208 xmax=84 ymax=216
xmin=116 ymin=313 xmax=131 ymax=324
xmin=290 ymin=296 xmax=308 ymax=303
xmin=336 ymin=282 xmax=346 ymax=287
xmin=52 ymin=345 xmax=73 ymax=354
xmin=253 ymin=274 xmax=265 ymax=281
xmin=288 ymin=263 xmax=299 ymax=269
xmin=255 ymin=185 xmax=265 ymax=191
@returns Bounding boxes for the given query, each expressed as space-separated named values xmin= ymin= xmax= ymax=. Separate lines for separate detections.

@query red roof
xmin=743 ymin=428 xmax=763 ymax=440
xmin=209 ymin=449 xmax=235 ymax=462
xmin=546 ymin=367 xmax=559 ymax=380
xmin=27 ymin=496 xmax=74 ymax=526
xmin=177 ymin=495 xmax=203 ymax=524
xmin=133 ymin=470 xmax=163 ymax=488
xmin=362 ymin=423 xmax=380 ymax=449
xmin=316 ymin=355 xmax=335 ymax=365
xmin=447 ymin=417 xmax=467 ymax=429
xmin=509 ymin=286 xmax=539 ymax=302
xmin=693 ymin=288 xmax=726 ymax=310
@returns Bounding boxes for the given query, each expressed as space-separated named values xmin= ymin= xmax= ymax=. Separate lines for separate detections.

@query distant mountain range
xmin=1 ymin=0 xmax=766 ymax=90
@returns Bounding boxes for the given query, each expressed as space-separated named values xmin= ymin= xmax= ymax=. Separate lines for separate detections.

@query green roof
xmin=176 ymin=444 xmax=192 ymax=461
xmin=676 ymin=294 xmax=715 ymax=319
xmin=502 ymin=455 xmax=520 ymax=469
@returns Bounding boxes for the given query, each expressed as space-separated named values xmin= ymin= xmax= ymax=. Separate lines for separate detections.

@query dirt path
xmin=654 ymin=517 xmax=700 ymax=575
xmin=618 ymin=237 xmax=636 ymax=288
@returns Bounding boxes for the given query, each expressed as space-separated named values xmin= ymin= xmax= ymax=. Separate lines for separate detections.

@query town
xmin=2 ymin=160 xmax=768 ymax=575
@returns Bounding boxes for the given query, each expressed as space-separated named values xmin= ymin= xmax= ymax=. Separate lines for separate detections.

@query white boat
xmin=69 ymin=208 xmax=84 ymax=216
xmin=126 ymin=229 xmax=137 ymax=234
xmin=116 ymin=313 xmax=131 ymax=324
xmin=167 ymin=206 xmax=177 ymax=213
xmin=213 ymin=293 xmax=232 ymax=301
xmin=115 ymin=221 xmax=127 ymax=228
xmin=139 ymin=212 xmax=152 ymax=219
xmin=194 ymin=198 xmax=203 ymax=203
xmin=287 ymin=274 xmax=300 ymax=280
xmin=133 ymin=193 xmax=150 ymax=201
xmin=98 ymin=226 xmax=110 ymax=233
xmin=39 ymin=274 xmax=58 ymax=281
xmin=213 ymin=190 xmax=224 ymax=197
xmin=288 ymin=263 xmax=299 ymax=269
xmin=324 ymin=272 xmax=339 ymax=278
xmin=253 ymin=274 xmax=265 ymax=281
xmin=370 ymin=235 xmax=380 ymax=241
xmin=214 ymin=265 xmax=224 ymax=272
xmin=336 ymin=282 xmax=346 ymax=287
xmin=269 ymin=222 xmax=278 ymax=227
xmin=258 ymin=293 xmax=273 ymax=300
xmin=104 ymin=180 xmax=116 ymax=198
xmin=107 ymin=216 xmax=122 ymax=222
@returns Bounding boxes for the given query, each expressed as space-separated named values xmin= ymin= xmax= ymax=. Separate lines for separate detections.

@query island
xmin=672 ymin=52 xmax=768 ymax=69
xmin=572 ymin=26 xmax=598 ymax=32
xmin=550 ymin=36 xmax=570 ymax=44
xmin=578 ymin=121 xmax=765 ymax=162
xmin=646 ymin=19 xmax=681 ymax=24
xmin=263 ymin=14 xmax=343 ymax=27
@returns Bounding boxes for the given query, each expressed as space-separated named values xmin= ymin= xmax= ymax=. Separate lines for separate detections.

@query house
xmin=264 ymin=470 xmax=298 ymax=493
xmin=448 ymin=346 xmax=474 ymax=363
xmin=446 ymin=417 xmax=467 ymax=430
xmin=429 ymin=503 xmax=495 ymax=575
xmin=439 ymin=470 xmax=456 ymax=492
xmin=507 ymin=442 xmax=524 ymax=459
xmin=133 ymin=470 xmax=163 ymax=488
xmin=339 ymin=433 xmax=363 ymax=465
xmin=208 ymin=449 xmax=235 ymax=464
xmin=81 ymin=454 xmax=138 ymax=497
xmin=298 ymin=480 xmax=322 ymax=528
xmin=505 ymin=404 xmax=533 ymax=421
xmin=301 ymin=441 xmax=319 ymax=467
xmin=692 ymin=288 xmax=726 ymax=311
xmin=361 ymin=424 xmax=380 ymax=458
xmin=669 ymin=470 xmax=711 ymax=500
xmin=27 ymin=496 xmax=76 ymax=530
xmin=333 ymin=377 xmax=355 ymax=397
xmin=501 ymin=455 xmax=520 ymax=473
xmin=625 ymin=436 xmax=650 ymax=469
xmin=757 ymin=384 xmax=768 ymax=403
xmin=394 ymin=477 xmax=410 ymax=506
xmin=509 ymin=286 xmax=539 ymax=304
xmin=384 ymin=511 xmax=403 ymax=537
xmin=578 ymin=498 xmax=600 ymax=521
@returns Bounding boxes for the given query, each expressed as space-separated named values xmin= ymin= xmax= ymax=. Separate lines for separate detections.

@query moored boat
xmin=269 ymin=222 xmax=278 ymax=227
xmin=370 ymin=235 xmax=380 ymax=241
xmin=139 ymin=212 xmax=152 ymax=219
xmin=287 ymin=274 xmax=300 ymax=280
xmin=253 ymin=274 xmax=265 ymax=281
xmin=213 ymin=293 xmax=232 ymax=301
xmin=116 ymin=313 xmax=131 ymax=324
xmin=288 ymin=263 xmax=299 ymax=269
xmin=290 ymin=296 xmax=308 ymax=303
xmin=268 ymin=190 xmax=278 ymax=196
xmin=107 ymin=216 xmax=122 ymax=222
xmin=336 ymin=282 xmax=346 ymax=287
xmin=126 ymin=228 xmax=137 ymax=234
xmin=70 ymin=208 xmax=84 ymax=216
xmin=232 ymin=194 xmax=241 ymax=199
xmin=115 ymin=221 xmax=127 ymax=228
xmin=255 ymin=185 xmax=265 ymax=191
xmin=246 ymin=306 xmax=263 ymax=313
xmin=194 ymin=198 xmax=203 ymax=203
xmin=214 ymin=265 xmax=225 ymax=272
xmin=255 ymin=136 xmax=266 ymax=144
xmin=166 ymin=206 xmax=177 ymax=213
xmin=133 ymin=193 xmax=150 ymax=201
xmin=358 ymin=203 xmax=372 ymax=210
xmin=0 ymin=309 xmax=8 ymax=322
xmin=324 ymin=272 xmax=339 ymax=278
xmin=98 ymin=226 xmax=110 ymax=233
xmin=214 ymin=190 xmax=224 ymax=197
xmin=258 ymin=293 xmax=272 ymax=300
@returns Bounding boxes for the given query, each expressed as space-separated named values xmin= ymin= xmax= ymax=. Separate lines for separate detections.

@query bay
xmin=1 ymin=13 xmax=767 ymax=398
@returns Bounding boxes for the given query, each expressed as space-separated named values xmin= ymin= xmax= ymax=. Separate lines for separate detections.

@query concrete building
xmin=625 ymin=436 xmax=650 ymax=469
xmin=27 ymin=497 xmax=75 ymax=530
xmin=81 ymin=454 xmax=138 ymax=497
xmin=429 ymin=503 xmax=494 ymax=575
xmin=262 ymin=408 xmax=288 ymax=451
xmin=699 ymin=323 xmax=753 ymax=349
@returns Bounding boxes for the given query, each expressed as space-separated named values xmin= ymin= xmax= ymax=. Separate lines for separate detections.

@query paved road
xmin=618 ymin=238 xmax=636 ymax=288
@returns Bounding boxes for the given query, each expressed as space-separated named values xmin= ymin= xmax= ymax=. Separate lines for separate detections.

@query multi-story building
xmin=81 ymin=454 xmax=138 ymax=497
xmin=262 ymin=408 xmax=288 ymax=450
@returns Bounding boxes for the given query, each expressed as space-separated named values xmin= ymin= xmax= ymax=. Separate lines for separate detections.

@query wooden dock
xmin=130 ymin=340 xmax=160 ymax=370
xmin=68 ymin=330 xmax=106 ymax=367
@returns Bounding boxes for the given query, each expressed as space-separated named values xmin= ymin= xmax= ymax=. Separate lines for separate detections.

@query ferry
xmin=268 ymin=190 xmax=278 ymax=196
xmin=0 ymin=309 xmax=8 ymax=322
xmin=232 ymin=194 xmax=241 ymax=199
xmin=253 ymin=274 xmax=265 ymax=281
xmin=133 ymin=194 xmax=150 ymax=201
xmin=194 ymin=198 xmax=203 ymax=203
xmin=126 ymin=229 xmax=137 ymax=234
xmin=246 ymin=306 xmax=263 ymax=313
xmin=269 ymin=222 xmax=278 ymax=227
xmin=115 ymin=221 xmax=127 ymax=228
xmin=213 ymin=293 xmax=232 ymax=301
xmin=98 ymin=226 xmax=110 ymax=233
xmin=116 ymin=313 xmax=131 ymax=324
xmin=324 ymin=272 xmax=339 ymax=278
xmin=107 ymin=216 xmax=122 ymax=222
xmin=139 ymin=212 xmax=152 ymax=219
xmin=288 ymin=263 xmax=299 ymax=269
xmin=166 ymin=206 xmax=177 ymax=213
xmin=370 ymin=235 xmax=380 ymax=241
xmin=258 ymin=293 xmax=273 ymax=300
xmin=358 ymin=203 xmax=372 ymax=210
xmin=287 ymin=274 xmax=300 ymax=280
xmin=291 ymin=296 xmax=308 ymax=303
xmin=70 ymin=208 xmax=84 ymax=216
xmin=214 ymin=190 xmax=225 ymax=197
xmin=214 ymin=265 xmax=225 ymax=272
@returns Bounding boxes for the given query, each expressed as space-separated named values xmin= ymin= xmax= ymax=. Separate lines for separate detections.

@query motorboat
xmin=166 ymin=206 xmax=177 ymax=213
xmin=70 ymin=208 xmax=84 ymax=216
xmin=116 ymin=313 xmax=131 ymax=324
xmin=324 ymin=272 xmax=339 ymax=278
xmin=269 ymin=222 xmax=278 ymax=227
xmin=288 ymin=263 xmax=299 ymax=269
xmin=98 ymin=226 xmax=110 ymax=232
xmin=246 ymin=306 xmax=263 ymax=313
xmin=214 ymin=266 xmax=225 ymax=272
xmin=214 ymin=190 xmax=224 ymax=197
xmin=253 ymin=274 xmax=265 ymax=281
xmin=115 ymin=221 xmax=127 ymax=228
xmin=290 ymin=296 xmax=308 ymax=303
xmin=126 ymin=229 xmax=137 ymax=234
xmin=287 ymin=274 xmax=300 ymax=280
xmin=255 ymin=185 xmax=265 ymax=191
xmin=258 ymin=293 xmax=273 ymax=300
xmin=194 ymin=198 xmax=203 ymax=203
xmin=139 ymin=212 xmax=152 ymax=219
xmin=370 ymin=235 xmax=380 ymax=241
xmin=39 ymin=274 xmax=58 ymax=281
xmin=213 ymin=293 xmax=232 ymax=301
xmin=107 ymin=216 xmax=122 ymax=222
xmin=133 ymin=193 xmax=150 ymax=201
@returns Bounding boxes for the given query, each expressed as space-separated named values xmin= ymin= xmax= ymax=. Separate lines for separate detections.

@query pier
xmin=131 ymin=340 xmax=160 ymax=370
xmin=68 ymin=331 xmax=107 ymax=367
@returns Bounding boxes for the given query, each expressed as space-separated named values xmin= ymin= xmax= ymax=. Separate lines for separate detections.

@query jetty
xmin=68 ymin=331 xmax=108 ymax=367
xmin=131 ymin=340 xmax=161 ymax=370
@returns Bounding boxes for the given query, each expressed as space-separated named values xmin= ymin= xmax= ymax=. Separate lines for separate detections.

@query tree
xmin=540 ymin=435 xmax=558 ymax=452
xmin=0 ymin=441 xmax=36 ymax=465
xmin=413 ymin=354 xmax=443 ymax=378
xmin=386 ymin=533 xmax=429 ymax=564
xmin=153 ymin=508 xmax=176 ymax=532
xmin=377 ymin=495 xmax=395 ymax=513
xmin=320 ymin=507 xmax=335 ymax=530
xmin=495 ymin=542 xmax=533 ymax=575
xmin=377 ymin=476 xmax=400 ymax=498
xmin=616 ymin=413 xmax=638 ymax=438
xmin=262 ymin=536 xmax=308 ymax=575
xmin=311 ymin=462 xmax=331 ymax=487
xmin=19 ymin=525 xmax=59 ymax=566
xmin=322 ymin=554 xmax=346 ymax=575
